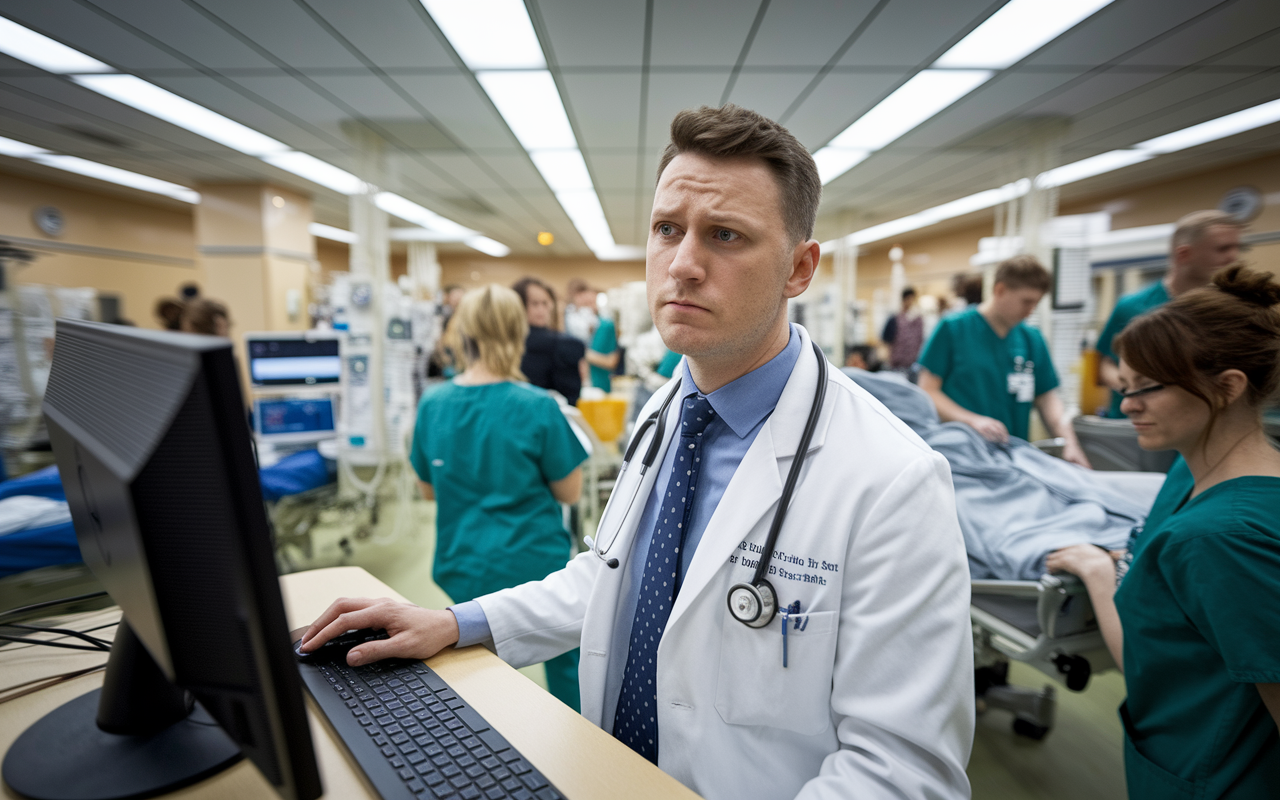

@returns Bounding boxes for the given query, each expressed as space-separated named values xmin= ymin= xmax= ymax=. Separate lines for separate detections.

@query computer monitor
xmin=246 ymin=332 xmax=341 ymax=387
xmin=2 ymin=320 xmax=323 ymax=800
xmin=254 ymin=397 xmax=337 ymax=445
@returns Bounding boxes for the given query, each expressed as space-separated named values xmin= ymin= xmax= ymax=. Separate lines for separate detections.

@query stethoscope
xmin=586 ymin=341 xmax=828 ymax=629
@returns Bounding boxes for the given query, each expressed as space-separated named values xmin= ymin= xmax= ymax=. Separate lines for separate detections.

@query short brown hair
xmin=993 ymin=255 xmax=1052 ymax=293
xmin=657 ymin=104 xmax=821 ymax=243
xmin=1115 ymin=264 xmax=1280 ymax=422
xmin=180 ymin=299 xmax=228 ymax=335
xmin=1172 ymin=209 xmax=1243 ymax=249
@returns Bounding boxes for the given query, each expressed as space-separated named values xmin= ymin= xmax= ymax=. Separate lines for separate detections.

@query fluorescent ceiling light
xmin=1135 ymin=97 xmax=1280 ymax=154
xmin=0 ymin=135 xmax=49 ymax=158
xmin=934 ymin=0 xmax=1114 ymax=69
xmin=530 ymin=150 xmax=593 ymax=192
xmin=264 ymin=152 xmax=365 ymax=195
xmin=596 ymin=245 xmax=646 ymax=262
xmin=73 ymin=74 xmax=288 ymax=157
xmin=477 ymin=71 xmax=577 ymax=151
xmin=813 ymin=148 xmax=869 ymax=185
xmin=30 ymin=154 xmax=199 ymax=203
xmin=310 ymin=223 xmax=357 ymax=244
xmin=1036 ymin=150 xmax=1152 ymax=189
xmin=374 ymin=192 xmax=474 ymax=237
xmin=555 ymin=189 xmax=615 ymax=252
xmin=465 ymin=236 xmax=512 ymax=257
xmin=418 ymin=0 xmax=544 ymax=70
xmin=0 ymin=16 xmax=112 ymax=74
xmin=829 ymin=70 xmax=992 ymax=151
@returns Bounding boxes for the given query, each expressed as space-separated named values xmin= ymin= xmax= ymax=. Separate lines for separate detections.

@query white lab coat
xmin=477 ymin=325 xmax=974 ymax=799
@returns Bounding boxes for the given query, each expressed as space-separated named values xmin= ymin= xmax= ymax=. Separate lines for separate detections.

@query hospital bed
xmin=971 ymin=470 xmax=1166 ymax=739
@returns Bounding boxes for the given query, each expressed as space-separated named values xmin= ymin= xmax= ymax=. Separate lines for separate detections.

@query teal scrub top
xmin=656 ymin=349 xmax=682 ymax=379
xmin=1096 ymin=281 xmax=1169 ymax=417
xmin=1115 ymin=472 xmax=1280 ymax=799
xmin=588 ymin=318 xmax=618 ymax=393
xmin=409 ymin=381 xmax=588 ymax=604
xmin=918 ymin=308 xmax=1059 ymax=441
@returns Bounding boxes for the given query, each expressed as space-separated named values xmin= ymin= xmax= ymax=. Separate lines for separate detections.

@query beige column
xmin=194 ymin=185 xmax=314 ymax=382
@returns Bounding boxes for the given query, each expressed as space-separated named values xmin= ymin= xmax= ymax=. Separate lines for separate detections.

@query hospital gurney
xmin=971 ymin=470 xmax=1166 ymax=739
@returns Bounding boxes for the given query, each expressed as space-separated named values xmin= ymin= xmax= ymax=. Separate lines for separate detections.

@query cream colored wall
xmin=0 ymin=168 xmax=197 ymax=327
xmin=842 ymin=151 xmax=1280 ymax=337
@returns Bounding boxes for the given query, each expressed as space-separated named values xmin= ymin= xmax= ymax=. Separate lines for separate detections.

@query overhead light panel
xmin=828 ymin=70 xmax=992 ymax=151
xmin=310 ymin=223 xmax=357 ymax=244
xmin=477 ymin=72 xmax=577 ymax=152
xmin=0 ymin=16 xmax=112 ymax=73
xmin=73 ymin=74 xmax=288 ymax=157
xmin=812 ymin=148 xmax=869 ymax=185
xmin=466 ymin=236 xmax=512 ymax=257
xmin=0 ymin=135 xmax=49 ymax=158
xmin=555 ymin=189 xmax=615 ymax=253
xmin=418 ymin=0 xmax=544 ymax=70
xmin=934 ymin=0 xmax=1114 ymax=69
xmin=264 ymin=152 xmax=365 ymax=195
xmin=31 ymin=154 xmax=200 ymax=203
xmin=530 ymin=150 xmax=594 ymax=192
xmin=1135 ymin=97 xmax=1280 ymax=155
xmin=1036 ymin=150 xmax=1152 ymax=189
xmin=374 ymin=192 xmax=475 ymax=238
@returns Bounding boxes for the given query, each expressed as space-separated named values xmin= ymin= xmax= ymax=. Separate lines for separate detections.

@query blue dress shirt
xmin=452 ymin=325 xmax=802 ymax=725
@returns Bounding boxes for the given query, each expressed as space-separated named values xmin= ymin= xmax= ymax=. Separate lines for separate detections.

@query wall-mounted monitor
xmin=245 ymin=332 xmax=341 ymax=387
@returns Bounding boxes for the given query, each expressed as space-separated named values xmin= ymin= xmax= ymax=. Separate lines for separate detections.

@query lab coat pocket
xmin=714 ymin=610 xmax=838 ymax=736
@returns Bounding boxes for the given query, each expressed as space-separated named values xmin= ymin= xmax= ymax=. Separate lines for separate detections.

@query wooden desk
xmin=1 ymin=566 xmax=699 ymax=800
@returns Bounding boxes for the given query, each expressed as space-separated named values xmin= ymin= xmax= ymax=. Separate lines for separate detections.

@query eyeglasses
xmin=1118 ymin=384 xmax=1166 ymax=400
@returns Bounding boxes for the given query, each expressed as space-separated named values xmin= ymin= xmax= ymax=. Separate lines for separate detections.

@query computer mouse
xmin=293 ymin=628 xmax=389 ymax=664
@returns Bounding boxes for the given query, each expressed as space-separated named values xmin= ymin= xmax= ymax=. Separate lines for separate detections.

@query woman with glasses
xmin=409 ymin=285 xmax=588 ymax=710
xmin=1047 ymin=264 xmax=1280 ymax=799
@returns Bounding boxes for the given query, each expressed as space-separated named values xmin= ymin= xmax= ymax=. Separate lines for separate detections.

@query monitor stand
xmin=2 ymin=619 xmax=243 ymax=800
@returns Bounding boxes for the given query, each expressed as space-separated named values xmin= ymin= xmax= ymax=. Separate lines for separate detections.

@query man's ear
xmin=784 ymin=240 xmax=821 ymax=299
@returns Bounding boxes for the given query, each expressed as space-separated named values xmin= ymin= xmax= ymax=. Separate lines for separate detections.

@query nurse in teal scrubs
xmin=1047 ymin=265 xmax=1280 ymax=799
xmin=410 ymin=285 xmax=588 ymax=710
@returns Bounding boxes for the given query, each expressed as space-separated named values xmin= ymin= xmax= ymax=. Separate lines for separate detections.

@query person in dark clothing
xmin=512 ymin=277 xmax=585 ymax=404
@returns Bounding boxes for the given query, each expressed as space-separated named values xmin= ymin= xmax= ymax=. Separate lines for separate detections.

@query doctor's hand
xmin=1045 ymin=544 xmax=1116 ymax=585
xmin=299 ymin=597 xmax=460 ymax=667
xmin=967 ymin=415 xmax=1009 ymax=444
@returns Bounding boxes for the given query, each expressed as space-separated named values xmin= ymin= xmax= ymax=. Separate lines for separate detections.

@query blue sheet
xmin=844 ymin=368 xmax=1153 ymax=580
xmin=0 ymin=451 xmax=336 ymax=577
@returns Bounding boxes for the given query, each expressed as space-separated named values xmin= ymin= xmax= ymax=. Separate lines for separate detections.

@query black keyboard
xmin=299 ymin=658 xmax=565 ymax=800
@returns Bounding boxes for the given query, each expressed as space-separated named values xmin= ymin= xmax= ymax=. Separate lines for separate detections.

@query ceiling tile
xmin=744 ymin=0 xmax=879 ymax=68
xmin=644 ymin=71 xmax=731 ymax=145
xmin=777 ymin=71 xmax=904 ymax=149
xmin=394 ymin=74 xmax=518 ymax=150
xmin=535 ymin=0 xmax=647 ymax=68
xmin=648 ymin=0 xmax=759 ymax=68
xmin=1024 ymin=0 xmax=1224 ymax=67
xmin=303 ymin=0 xmax=457 ymax=69
xmin=82 ymin=0 xmax=279 ymax=71
xmin=191 ymin=0 xmax=365 ymax=70
xmin=560 ymin=73 xmax=643 ymax=151
xmin=1118 ymin=0 xmax=1280 ymax=67
xmin=583 ymin=151 xmax=635 ymax=191
xmin=306 ymin=74 xmax=422 ymax=120
xmin=836 ymin=0 xmax=997 ymax=68
xmin=726 ymin=71 xmax=822 ymax=123
xmin=0 ymin=0 xmax=191 ymax=70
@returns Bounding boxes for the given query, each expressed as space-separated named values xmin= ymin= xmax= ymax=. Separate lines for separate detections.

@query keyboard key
xmin=491 ymin=768 xmax=511 ymax=782
xmin=399 ymin=768 xmax=416 ymax=780
xmin=423 ymin=770 xmax=445 ymax=785
xmin=424 ymin=743 xmax=444 ymax=757
xmin=460 ymin=787 xmax=482 ymax=800
xmin=480 ymin=731 xmax=510 ymax=753
xmin=433 ymin=754 xmax=451 ymax=767
xmin=457 ymin=754 xmax=477 ymax=769
xmin=391 ymin=733 xmax=411 ymax=745
xmin=429 ymin=782 xmax=456 ymax=799
xmin=509 ymin=760 xmax=532 ymax=776
xmin=407 ymin=779 xmax=425 ymax=794
xmin=465 ymin=765 xmax=486 ymax=779
xmin=450 ymin=776 xmax=472 ymax=789
xmin=373 ymin=735 xmax=389 ymax=747
xmin=407 ymin=751 xmax=427 ymax=765
xmin=447 ymin=745 xmax=467 ymax=758
xmin=390 ymin=757 xmax=406 ymax=769
xmin=501 ymin=778 xmax=523 ymax=792
xmin=485 ymin=788 xmax=505 ymax=800
xmin=535 ymin=788 xmax=561 ymax=800
xmin=520 ymin=772 xmax=548 ymax=791
xmin=441 ymin=764 xmax=462 ymax=778
xmin=498 ymin=751 xmax=521 ymax=764
xmin=381 ymin=746 xmax=397 ymax=757
xmin=456 ymin=707 xmax=490 ymax=733
xmin=511 ymin=789 xmax=533 ymax=800
xmin=447 ymin=698 xmax=466 ymax=711
xmin=423 ymin=672 xmax=449 ymax=692
xmin=475 ymin=775 xmax=496 ymax=790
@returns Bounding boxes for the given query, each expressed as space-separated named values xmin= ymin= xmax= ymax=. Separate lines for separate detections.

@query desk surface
xmin=0 ymin=566 xmax=699 ymax=800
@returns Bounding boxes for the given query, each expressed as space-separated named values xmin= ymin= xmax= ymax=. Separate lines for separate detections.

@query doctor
xmin=301 ymin=104 xmax=974 ymax=800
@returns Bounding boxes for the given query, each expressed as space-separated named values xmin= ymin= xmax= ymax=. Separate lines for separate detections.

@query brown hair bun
xmin=1212 ymin=264 xmax=1280 ymax=308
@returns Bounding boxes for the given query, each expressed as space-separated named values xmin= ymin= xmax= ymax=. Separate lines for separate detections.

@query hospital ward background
xmin=3 ymin=0 xmax=1280 ymax=798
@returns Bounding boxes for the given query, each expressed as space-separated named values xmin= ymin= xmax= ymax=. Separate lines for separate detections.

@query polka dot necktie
xmin=612 ymin=394 xmax=715 ymax=763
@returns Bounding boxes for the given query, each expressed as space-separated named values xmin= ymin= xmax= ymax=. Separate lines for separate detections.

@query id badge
xmin=1007 ymin=372 xmax=1034 ymax=402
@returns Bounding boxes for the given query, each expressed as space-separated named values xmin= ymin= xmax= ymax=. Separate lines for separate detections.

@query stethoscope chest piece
xmin=727 ymin=580 xmax=777 ymax=628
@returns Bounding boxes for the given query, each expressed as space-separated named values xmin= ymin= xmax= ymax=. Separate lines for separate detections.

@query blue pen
xmin=781 ymin=601 xmax=801 ymax=668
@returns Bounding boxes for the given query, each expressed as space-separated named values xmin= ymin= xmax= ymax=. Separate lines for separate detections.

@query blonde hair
xmin=450 ymin=285 xmax=528 ymax=381
xmin=1172 ymin=209 xmax=1242 ymax=249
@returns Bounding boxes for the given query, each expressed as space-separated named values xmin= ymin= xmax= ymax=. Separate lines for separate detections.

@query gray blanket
xmin=844 ymin=368 xmax=1152 ymax=580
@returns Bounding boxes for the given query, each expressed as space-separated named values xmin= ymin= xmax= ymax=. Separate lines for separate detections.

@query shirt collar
xmin=678 ymin=323 xmax=802 ymax=438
